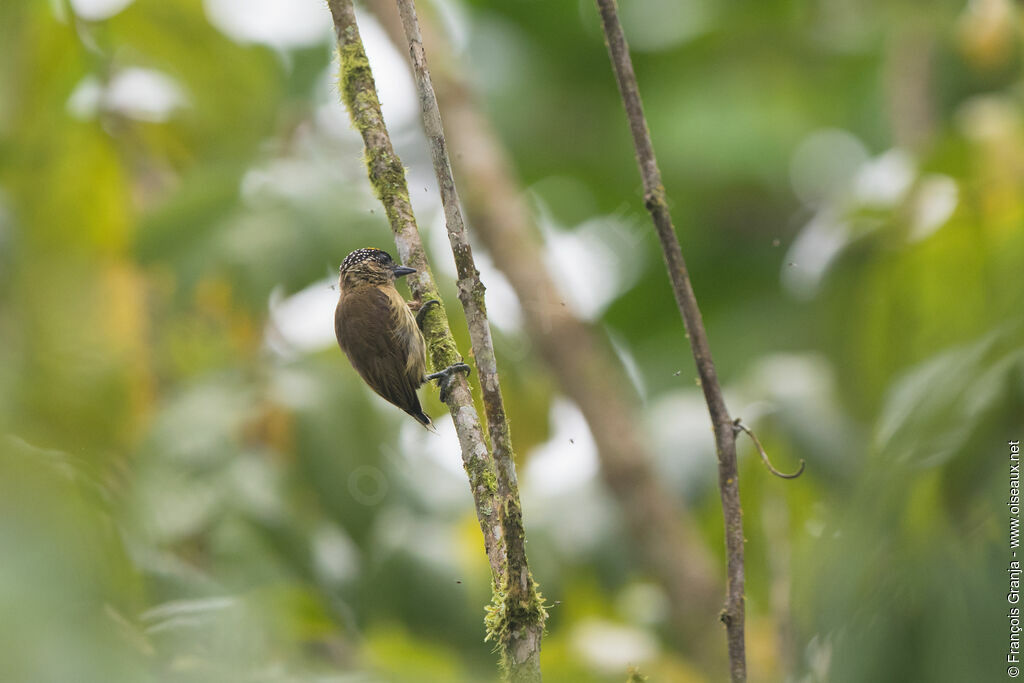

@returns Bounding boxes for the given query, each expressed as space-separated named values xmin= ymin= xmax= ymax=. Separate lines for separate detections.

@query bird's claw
xmin=415 ymin=299 xmax=441 ymax=330
xmin=426 ymin=362 xmax=471 ymax=403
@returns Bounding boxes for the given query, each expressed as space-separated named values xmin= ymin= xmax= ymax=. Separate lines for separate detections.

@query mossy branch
xmin=394 ymin=0 xmax=545 ymax=679
xmin=593 ymin=0 xmax=747 ymax=680
xmin=326 ymin=0 xmax=506 ymax=581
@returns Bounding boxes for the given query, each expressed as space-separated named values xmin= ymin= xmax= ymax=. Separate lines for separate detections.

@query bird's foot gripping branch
xmin=425 ymin=363 xmax=472 ymax=404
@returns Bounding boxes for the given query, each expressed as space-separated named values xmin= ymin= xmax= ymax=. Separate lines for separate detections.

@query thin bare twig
xmin=325 ymin=0 xmax=505 ymax=585
xmin=593 ymin=1 xmax=746 ymax=680
xmin=394 ymin=0 xmax=545 ymax=680
xmin=733 ymin=420 xmax=806 ymax=479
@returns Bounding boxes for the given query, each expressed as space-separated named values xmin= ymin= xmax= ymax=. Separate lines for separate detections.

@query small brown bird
xmin=334 ymin=248 xmax=468 ymax=429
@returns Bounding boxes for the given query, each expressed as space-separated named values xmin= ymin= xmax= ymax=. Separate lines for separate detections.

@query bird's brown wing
xmin=336 ymin=286 xmax=428 ymax=423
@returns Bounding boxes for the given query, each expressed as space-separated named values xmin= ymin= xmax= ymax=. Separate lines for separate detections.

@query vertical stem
xmin=392 ymin=1 xmax=514 ymax=501
xmin=593 ymin=1 xmax=746 ymax=680
xmin=394 ymin=0 xmax=545 ymax=679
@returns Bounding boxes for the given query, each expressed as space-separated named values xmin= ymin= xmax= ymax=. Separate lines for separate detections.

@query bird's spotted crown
xmin=340 ymin=248 xmax=393 ymax=272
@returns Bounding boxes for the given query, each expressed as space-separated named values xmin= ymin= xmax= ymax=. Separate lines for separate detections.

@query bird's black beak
xmin=392 ymin=265 xmax=416 ymax=278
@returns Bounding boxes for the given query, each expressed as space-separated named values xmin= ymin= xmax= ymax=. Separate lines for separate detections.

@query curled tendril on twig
xmin=732 ymin=419 xmax=805 ymax=480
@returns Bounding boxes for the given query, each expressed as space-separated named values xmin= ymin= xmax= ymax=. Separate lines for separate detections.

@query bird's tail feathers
xmin=409 ymin=409 xmax=436 ymax=433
